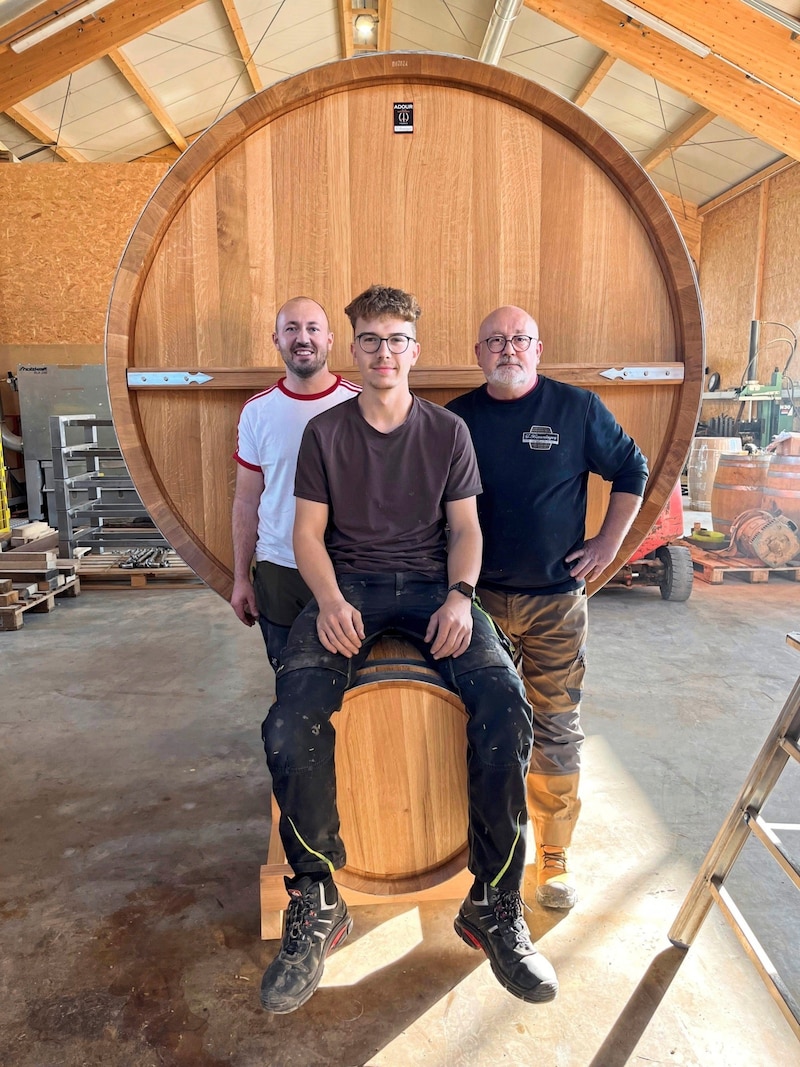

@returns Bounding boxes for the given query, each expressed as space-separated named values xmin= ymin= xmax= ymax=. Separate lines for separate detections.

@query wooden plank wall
xmin=699 ymin=164 xmax=800 ymax=426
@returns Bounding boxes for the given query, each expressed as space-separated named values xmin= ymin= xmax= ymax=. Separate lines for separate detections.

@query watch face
xmin=451 ymin=581 xmax=475 ymax=598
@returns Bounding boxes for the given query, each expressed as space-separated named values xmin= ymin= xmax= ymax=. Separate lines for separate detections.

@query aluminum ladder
xmin=669 ymin=631 xmax=800 ymax=1040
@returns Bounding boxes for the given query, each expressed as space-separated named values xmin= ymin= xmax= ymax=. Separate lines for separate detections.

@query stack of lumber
xmin=4 ymin=521 xmax=59 ymax=551
xmin=0 ymin=550 xmax=80 ymax=630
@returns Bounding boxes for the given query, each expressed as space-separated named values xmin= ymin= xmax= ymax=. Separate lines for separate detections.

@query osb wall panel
xmin=760 ymin=166 xmax=800 ymax=364
xmin=0 ymin=163 xmax=167 ymax=345
xmin=661 ymin=191 xmax=701 ymax=267
xmin=698 ymin=188 xmax=761 ymax=392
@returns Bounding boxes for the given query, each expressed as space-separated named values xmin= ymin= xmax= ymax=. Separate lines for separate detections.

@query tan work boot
xmin=536 ymin=846 xmax=577 ymax=910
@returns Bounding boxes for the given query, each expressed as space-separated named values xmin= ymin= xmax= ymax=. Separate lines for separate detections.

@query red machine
xmin=609 ymin=482 xmax=693 ymax=601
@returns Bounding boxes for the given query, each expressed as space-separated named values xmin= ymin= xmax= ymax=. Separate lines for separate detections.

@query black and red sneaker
xmin=454 ymin=883 xmax=558 ymax=1003
xmin=260 ymin=875 xmax=352 ymax=1014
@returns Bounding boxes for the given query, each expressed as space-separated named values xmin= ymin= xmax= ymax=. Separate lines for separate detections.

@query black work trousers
xmin=261 ymin=573 xmax=534 ymax=890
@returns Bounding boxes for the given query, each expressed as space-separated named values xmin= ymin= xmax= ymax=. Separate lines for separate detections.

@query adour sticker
xmin=393 ymin=102 xmax=413 ymax=133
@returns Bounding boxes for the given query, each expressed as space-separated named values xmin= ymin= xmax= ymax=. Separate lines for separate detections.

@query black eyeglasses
xmin=355 ymin=332 xmax=416 ymax=354
xmin=479 ymin=334 xmax=537 ymax=354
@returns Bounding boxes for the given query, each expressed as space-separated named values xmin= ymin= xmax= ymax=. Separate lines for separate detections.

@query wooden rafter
xmin=698 ymin=155 xmax=797 ymax=214
xmin=643 ymin=108 xmax=715 ymax=171
xmin=5 ymin=103 xmax=87 ymax=162
xmin=0 ymin=0 xmax=207 ymax=113
xmin=108 ymin=48 xmax=188 ymax=152
xmin=573 ymin=51 xmax=615 ymax=106
xmin=378 ymin=0 xmax=393 ymax=52
xmin=219 ymin=0 xmax=263 ymax=94
xmin=594 ymin=0 xmax=800 ymax=105
xmin=523 ymin=0 xmax=800 ymax=160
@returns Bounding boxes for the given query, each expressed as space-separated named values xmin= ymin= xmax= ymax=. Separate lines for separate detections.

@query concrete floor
xmin=1 ymin=573 xmax=799 ymax=1066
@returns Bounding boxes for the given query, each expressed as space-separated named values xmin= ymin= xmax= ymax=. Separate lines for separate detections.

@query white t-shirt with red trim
xmin=234 ymin=375 xmax=360 ymax=567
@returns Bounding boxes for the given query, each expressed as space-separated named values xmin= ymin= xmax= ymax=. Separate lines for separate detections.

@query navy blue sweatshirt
xmin=446 ymin=376 xmax=649 ymax=594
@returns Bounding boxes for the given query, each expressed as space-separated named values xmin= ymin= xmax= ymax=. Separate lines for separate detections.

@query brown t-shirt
xmin=295 ymin=395 xmax=481 ymax=577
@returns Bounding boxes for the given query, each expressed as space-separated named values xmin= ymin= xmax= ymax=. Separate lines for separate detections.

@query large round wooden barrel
xmin=762 ymin=454 xmax=800 ymax=528
xmin=334 ymin=636 xmax=468 ymax=895
xmin=711 ymin=454 xmax=772 ymax=535
xmin=687 ymin=436 xmax=741 ymax=511
xmin=105 ymin=53 xmax=704 ymax=598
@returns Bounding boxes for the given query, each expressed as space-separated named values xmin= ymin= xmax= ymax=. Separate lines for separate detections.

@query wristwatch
xmin=448 ymin=581 xmax=476 ymax=601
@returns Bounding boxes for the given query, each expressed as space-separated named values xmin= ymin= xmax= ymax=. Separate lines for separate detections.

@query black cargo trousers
xmin=262 ymin=572 xmax=534 ymax=890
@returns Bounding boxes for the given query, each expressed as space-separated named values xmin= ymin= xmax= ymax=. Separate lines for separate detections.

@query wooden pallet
xmin=0 ymin=575 xmax=81 ymax=630
xmin=75 ymin=551 xmax=202 ymax=589
xmin=684 ymin=542 xmax=800 ymax=585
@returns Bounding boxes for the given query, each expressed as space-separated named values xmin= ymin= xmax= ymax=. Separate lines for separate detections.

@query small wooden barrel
xmin=334 ymin=635 xmax=468 ymax=896
xmin=686 ymin=437 xmax=741 ymax=511
xmin=762 ymin=454 xmax=800 ymax=529
xmin=711 ymin=454 xmax=772 ymax=536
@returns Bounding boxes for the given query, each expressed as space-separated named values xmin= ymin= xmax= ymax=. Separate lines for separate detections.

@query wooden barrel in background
xmin=711 ymin=454 xmax=772 ymax=536
xmin=335 ymin=636 xmax=468 ymax=895
xmin=762 ymin=455 xmax=800 ymax=529
xmin=686 ymin=436 xmax=742 ymax=511
xmin=105 ymin=53 xmax=704 ymax=599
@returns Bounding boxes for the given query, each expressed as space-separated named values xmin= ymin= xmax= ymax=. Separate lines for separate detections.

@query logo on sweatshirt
xmin=522 ymin=425 xmax=559 ymax=450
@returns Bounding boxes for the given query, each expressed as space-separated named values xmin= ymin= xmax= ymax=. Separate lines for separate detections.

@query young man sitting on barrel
xmin=260 ymin=284 xmax=557 ymax=1013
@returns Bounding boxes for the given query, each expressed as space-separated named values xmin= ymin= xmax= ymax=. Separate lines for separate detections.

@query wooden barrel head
xmin=335 ymin=637 xmax=468 ymax=895
xmin=106 ymin=53 xmax=704 ymax=597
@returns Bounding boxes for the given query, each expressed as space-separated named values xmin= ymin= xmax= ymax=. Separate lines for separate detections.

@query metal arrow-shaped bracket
xmin=127 ymin=371 xmax=214 ymax=387
xmin=599 ymin=366 xmax=684 ymax=382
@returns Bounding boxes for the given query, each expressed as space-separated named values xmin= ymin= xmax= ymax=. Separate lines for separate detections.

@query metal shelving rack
xmin=49 ymin=414 xmax=170 ymax=557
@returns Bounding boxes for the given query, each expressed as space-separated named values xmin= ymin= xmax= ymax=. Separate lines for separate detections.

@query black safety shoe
xmin=454 ymin=883 xmax=558 ymax=1003
xmin=260 ymin=875 xmax=352 ymax=1014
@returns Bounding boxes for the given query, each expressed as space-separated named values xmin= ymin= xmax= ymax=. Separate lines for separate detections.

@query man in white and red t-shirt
xmin=231 ymin=296 xmax=359 ymax=668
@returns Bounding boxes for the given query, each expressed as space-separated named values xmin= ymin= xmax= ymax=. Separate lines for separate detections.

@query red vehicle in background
xmin=607 ymin=482 xmax=693 ymax=601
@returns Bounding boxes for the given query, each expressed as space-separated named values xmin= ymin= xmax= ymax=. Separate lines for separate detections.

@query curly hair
xmin=344 ymin=285 xmax=422 ymax=330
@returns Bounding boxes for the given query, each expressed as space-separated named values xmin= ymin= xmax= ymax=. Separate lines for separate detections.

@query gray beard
xmin=487 ymin=363 xmax=527 ymax=388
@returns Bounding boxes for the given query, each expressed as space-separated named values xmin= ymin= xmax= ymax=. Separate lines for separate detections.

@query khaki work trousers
xmin=478 ymin=587 xmax=588 ymax=849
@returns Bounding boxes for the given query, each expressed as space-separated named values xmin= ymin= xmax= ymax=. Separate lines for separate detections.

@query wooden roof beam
xmin=109 ymin=48 xmax=188 ymax=152
xmin=643 ymin=108 xmax=715 ymax=171
xmin=523 ymin=1 xmax=800 ymax=161
xmin=0 ymin=0 xmax=207 ymax=113
xmin=4 ymin=103 xmax=87 ymax=162
xmin=698 ymin=155 xmax=797 ymax=214
xmin=597 ymin=0 xmax=800 ymax=106
xmin=219 ymin=0 xmax=263 ymax=94
xmin=573 ymin=51 xmax=615 ymax=106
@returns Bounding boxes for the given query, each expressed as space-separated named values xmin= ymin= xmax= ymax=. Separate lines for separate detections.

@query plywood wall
xmin=699 ymin=164 xmax=800 ymax=422
xmin=0 ymin=163 xmax=167 ymax=347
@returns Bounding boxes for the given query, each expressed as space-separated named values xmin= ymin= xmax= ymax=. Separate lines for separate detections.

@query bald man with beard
xmin=231 ymin=297 xmax=359 ymax=670
xmin=447 ymin=305 xmax=648 ymax=911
